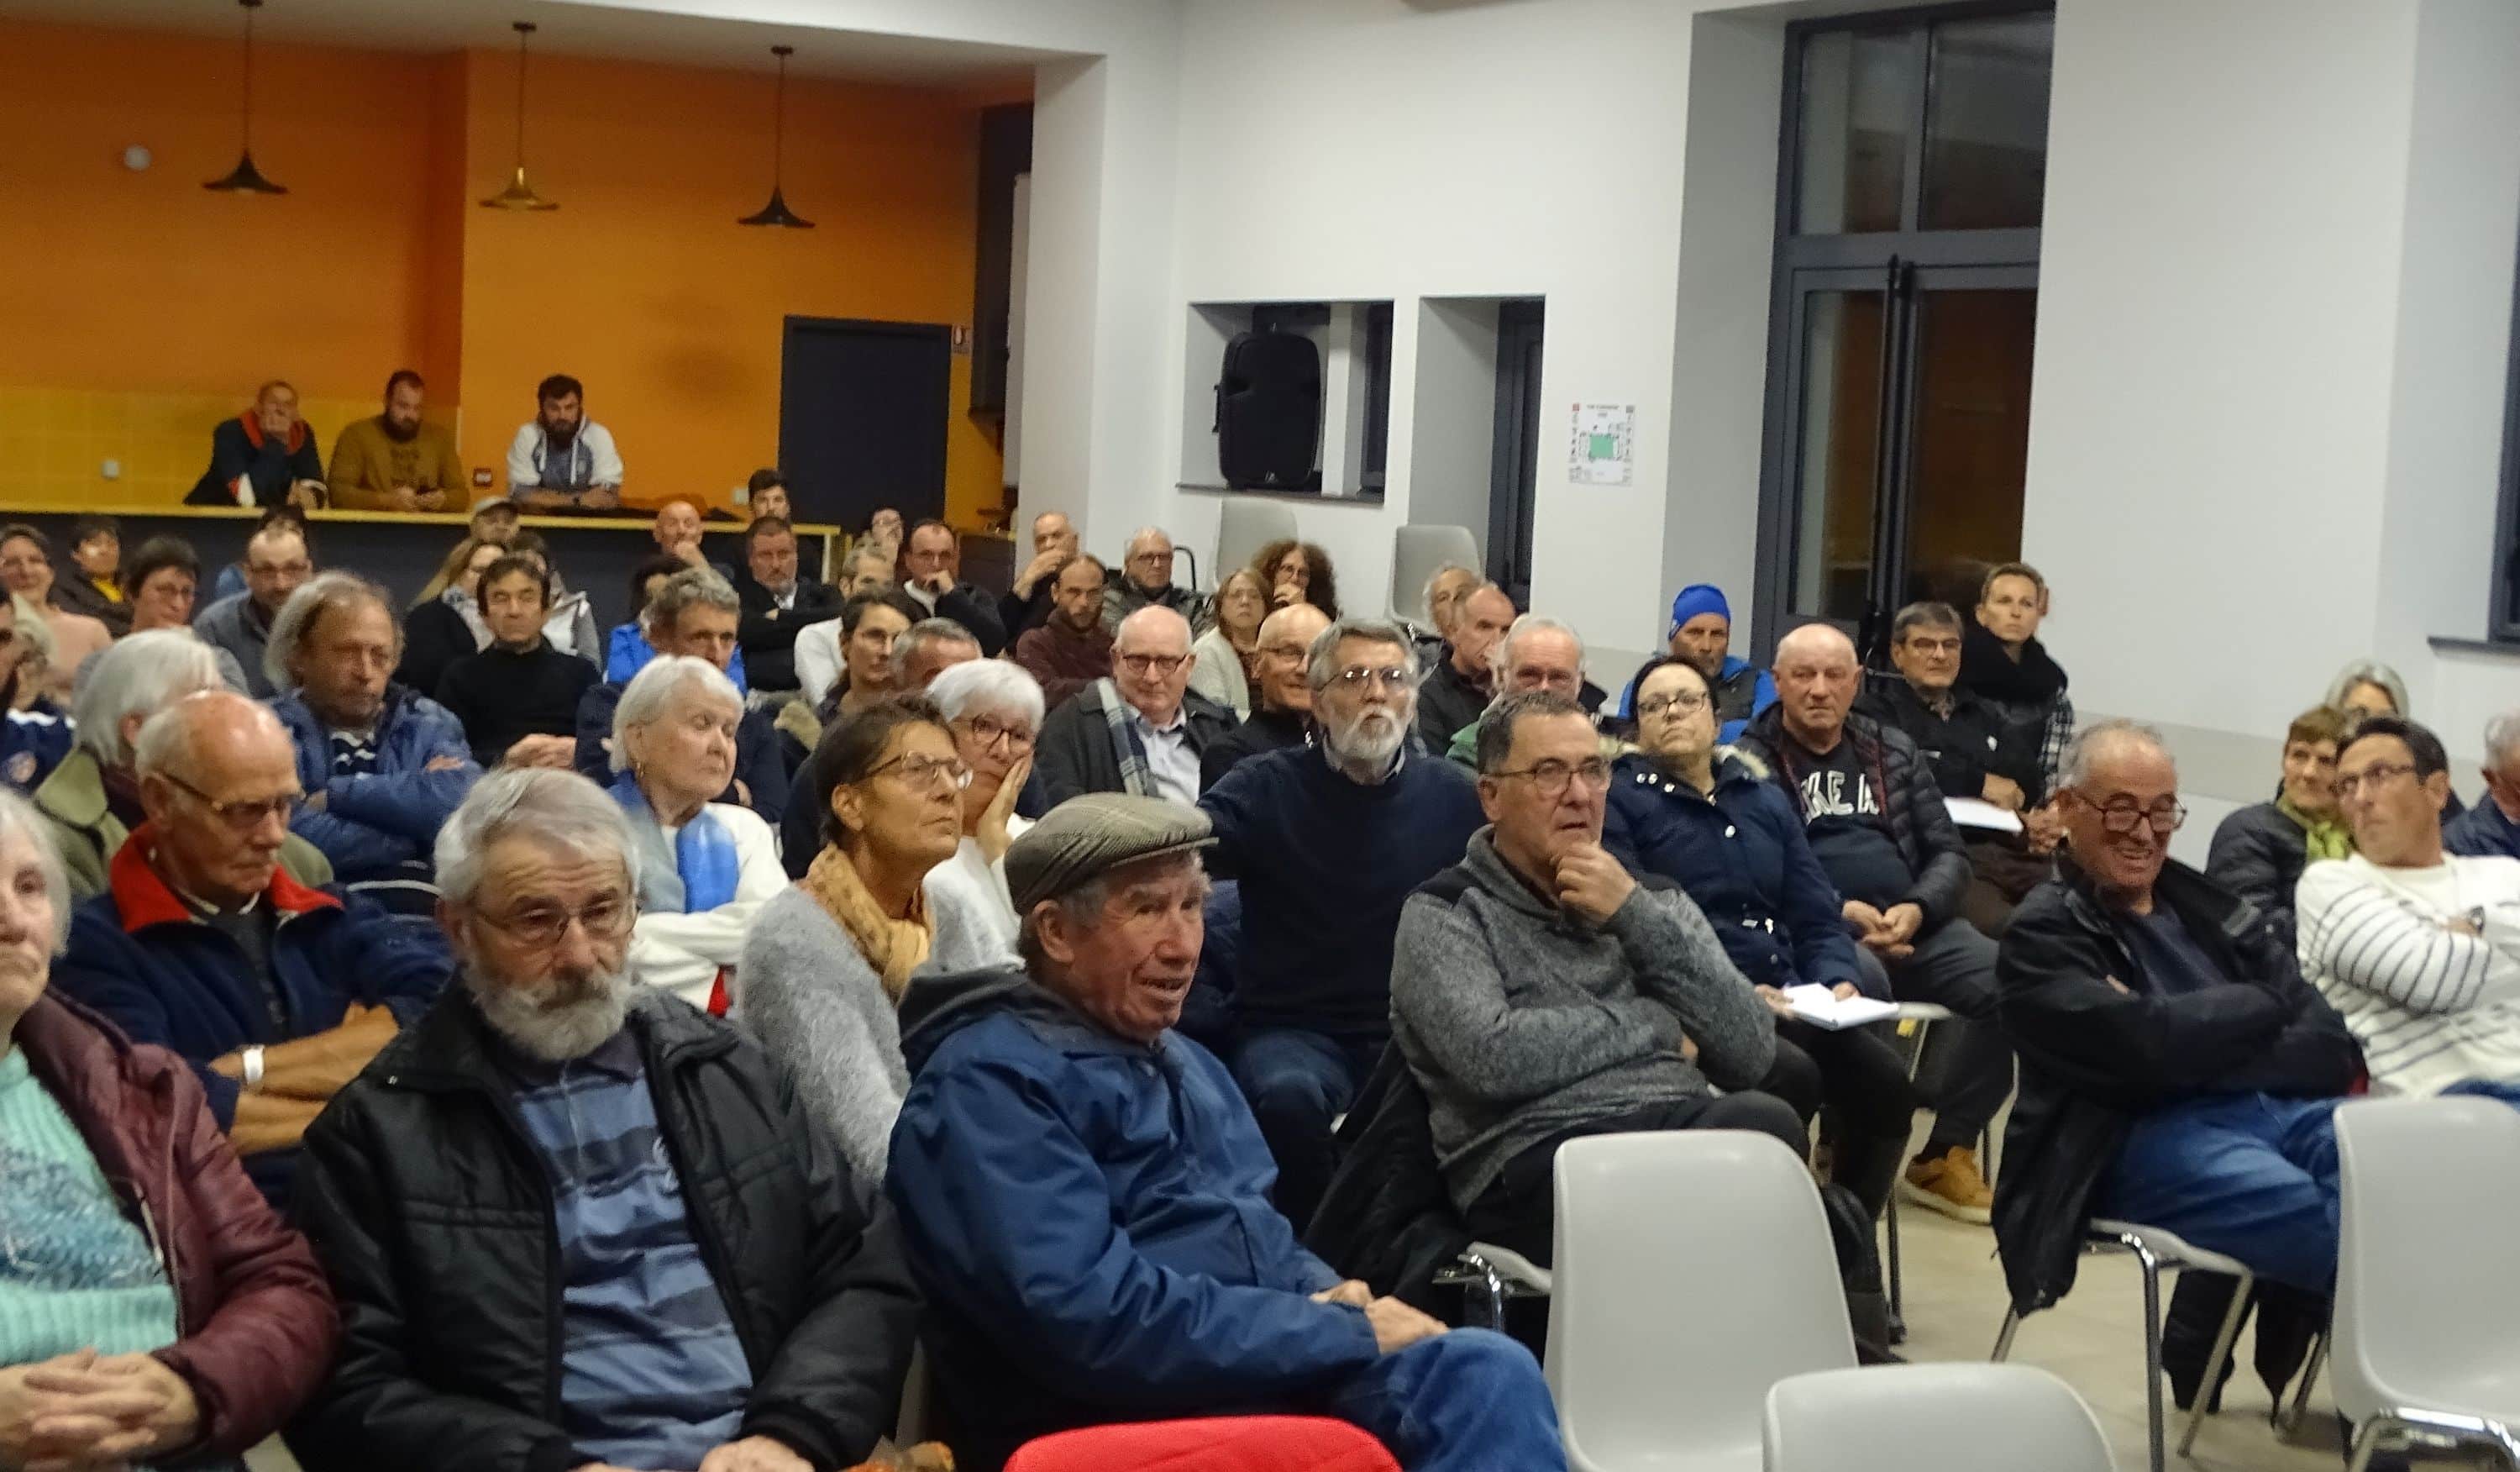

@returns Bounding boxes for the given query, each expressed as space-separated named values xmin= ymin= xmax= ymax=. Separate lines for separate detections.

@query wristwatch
xmin=241 ymin=1044 xmax=266 ymax=1091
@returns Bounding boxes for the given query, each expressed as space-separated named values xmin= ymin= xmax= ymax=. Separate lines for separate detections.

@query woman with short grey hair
xmin=603 ymin=656 xmax=784 ymax=1010
xmin=923 ymin=659 xmax=1047 ymax=949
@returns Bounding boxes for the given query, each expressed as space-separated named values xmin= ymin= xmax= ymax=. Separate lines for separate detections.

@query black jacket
xmin=1033 ymin=683 xmax=1239 ymax=807
xmin=2203 ymin=801 xmax=2314 ymax=952
xmin=289 ymin=990 xmax=919 ymax=1472
xmin=885 ymin=585 xmax=1008 ymax=659
xmin=1413 ymin=655 xmax=1490 ymax=755
xmin=1856 ymin=670 xmax=2046 ymax=807
xmin=736 ymin=577 xmax=844 ymax=693
xmin=1202 ymin=705 xmax=1310 ymax=789
xmin=1737 ymin=706 xmax=1974 ymax=931
xmin=1991 ymin=860 xmax=2359 ymax=1315
xmin=396 ymin=597 xmax=481 ymax=701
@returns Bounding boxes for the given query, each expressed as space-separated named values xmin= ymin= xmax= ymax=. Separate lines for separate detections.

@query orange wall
xmin=0 ymin=19 xmax=1008 ymax=524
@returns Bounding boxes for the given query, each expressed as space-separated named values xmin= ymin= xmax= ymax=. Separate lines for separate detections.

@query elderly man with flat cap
xmin=885 ymin=793 xmax=1564 ymax=1472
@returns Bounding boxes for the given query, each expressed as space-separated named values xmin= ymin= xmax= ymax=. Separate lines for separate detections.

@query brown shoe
xmin=1901 ymin=1146 xmax=1993 ymax=1224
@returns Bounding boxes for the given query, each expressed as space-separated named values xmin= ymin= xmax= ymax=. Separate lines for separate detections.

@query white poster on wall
xmin=1569 ymin=402 xmax=1635 ymax=486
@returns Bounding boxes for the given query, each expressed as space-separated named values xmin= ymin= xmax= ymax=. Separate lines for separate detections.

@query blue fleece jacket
xmin=270 ymin=685 xmax=480 ymax=878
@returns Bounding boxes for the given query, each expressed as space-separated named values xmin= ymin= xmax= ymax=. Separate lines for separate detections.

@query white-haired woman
xmin=0 ymin=788 xmax=340 ymax=1468
xmin=923 ymin=659 xmax=1043 ymax=950
xmin=2326 ymin=658 xmax=2410 ymax=721
xmin=607 ymin=656 xmax=783 ymax=1010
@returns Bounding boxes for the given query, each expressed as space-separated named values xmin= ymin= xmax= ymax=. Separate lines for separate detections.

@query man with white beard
xmin=1200 ymin=618 xmax=1486 ymax=1222
xmin=289 ymin=768 xmax=919 ymax=1472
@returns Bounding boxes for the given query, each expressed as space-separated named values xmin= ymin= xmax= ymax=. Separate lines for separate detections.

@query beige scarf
xmin=802 ymin=846 xmax=934 ymax=1002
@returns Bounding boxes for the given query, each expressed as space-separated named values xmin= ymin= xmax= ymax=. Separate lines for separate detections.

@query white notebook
xmin=1781 ymin=984 xmax=1902 ymax=1032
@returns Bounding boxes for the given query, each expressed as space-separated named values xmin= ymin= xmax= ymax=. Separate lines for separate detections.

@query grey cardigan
xmin=1389 ymin=828 xmax=1777 ymax=1209
xmin=735 ymin=876 xmax=1009 ymax=1182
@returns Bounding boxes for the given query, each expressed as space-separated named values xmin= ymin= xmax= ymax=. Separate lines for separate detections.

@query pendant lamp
xmin=204 ymin=0 xmax=286 ymax=194
xmin=737 ymin=45 xmax=814 ymax=228
xmin=481 ymin=22 xmax=559 ymax=211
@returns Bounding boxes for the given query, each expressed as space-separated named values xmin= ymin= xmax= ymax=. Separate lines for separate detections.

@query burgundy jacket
xmin=15 ymin=991 xmax=339 ymax=1456
xmin=1014 ymin=619 xmax=1114 ymax=712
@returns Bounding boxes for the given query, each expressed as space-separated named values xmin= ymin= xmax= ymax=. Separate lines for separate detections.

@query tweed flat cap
xmin=1005 ymin=793 xmax=1215 ymax=914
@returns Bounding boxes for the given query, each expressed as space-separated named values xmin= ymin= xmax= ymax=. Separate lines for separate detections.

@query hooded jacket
xmin=188 ymin=413 xmax=324 ymax=506
xmin=288 ymin=990 xmax=918 ymax=1472
xmin=14 ymin=992 xmax=340 ymax=1459
xmin=1736 ymin=704 xmax=1974 ymax=930
xmin=1992 ymin=858 xmax=2359 ymax=1315
xmin=270 ymin=684 xmax=480 ymax=877
xmin=886 ymin=963 xmax=1375 ymax=1471
xmin=1603 ymin=748 xmax=1876 ymax=996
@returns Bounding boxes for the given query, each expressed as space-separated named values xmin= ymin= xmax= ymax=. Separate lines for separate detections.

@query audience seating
xmin=1763 ymin=1363 xmax=2113 ymax=1472
xmin=1547 ymin=1131 xmax=1856 ymax=1471
xmin=1216 ymin=498 xmax=1298 ymax=586
xmin=2333 ymin=1096 xmax=2520 ymax=1472
xmin=1989 ymin=1220 xmax=2254 ymax=1472
xmin=1876 ymin=1001 xmax=1953 ymax=1331
xmin=1388 ymin=524 xmax=1479 ymax=623
xmin=1003 ymin=1417 xmax=1401 ymax=1472
xmin=1431 ymin=1239 xmax=1551 ymax=1332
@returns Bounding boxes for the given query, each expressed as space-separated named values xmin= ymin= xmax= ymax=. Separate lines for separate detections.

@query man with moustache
xmin=327 ymin=370 xmax=463 ymax=513
xmin=1200 ymin=618 xmax=1484 ymax=1223
xmin=1203 ymin=602 xmax=1333 ymax=786
xmin=289 ymin=768 xmax=919 ymax=1472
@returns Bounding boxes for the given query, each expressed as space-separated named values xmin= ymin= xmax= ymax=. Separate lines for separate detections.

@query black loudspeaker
xmin=1216 ymin=331 xmax=1322 ymax=491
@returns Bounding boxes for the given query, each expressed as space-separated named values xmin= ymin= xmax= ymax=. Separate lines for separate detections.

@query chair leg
xmin=2285 ymin=1328 xmax=2329 ymax=1434
xmin=1884 ymin=1192 xmax=1903 ymax=1319
xmin=2136 ymin=1246 xmax=2168 ymax=1472
xmin=2177 ymin=1269 xmax=2254 ymax=1456
xmin=1991 ymin=1306 xmax=2020 ymax=1362
xmin=2342 ymin=1414 xmax=2392 ymax=1472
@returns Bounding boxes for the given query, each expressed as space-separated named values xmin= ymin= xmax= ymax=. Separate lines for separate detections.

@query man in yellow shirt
xmin=328 ymin=371 xmax=464 ymax=513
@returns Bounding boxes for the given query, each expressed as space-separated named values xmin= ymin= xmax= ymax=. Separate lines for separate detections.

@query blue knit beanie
xmin=1667 ymin=584 xmax=1730 ymax=639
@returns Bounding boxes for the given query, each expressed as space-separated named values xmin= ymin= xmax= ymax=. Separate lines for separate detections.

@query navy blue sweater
xmin=1199 ymin=746 xmax=1484 ymax=1035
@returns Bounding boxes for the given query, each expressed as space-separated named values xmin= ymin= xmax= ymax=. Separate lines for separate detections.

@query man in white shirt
xmin=2297 ymin=713 xmax=2520 ymax=1104
xmin=1032 ymin=606 xmax=1237 ymax=807
xmin=506 ymin=374 xmax=624 ymax=513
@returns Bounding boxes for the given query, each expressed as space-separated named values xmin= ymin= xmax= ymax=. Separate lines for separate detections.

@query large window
xmin=1756 ymin=3 xmax=2054 ymax=649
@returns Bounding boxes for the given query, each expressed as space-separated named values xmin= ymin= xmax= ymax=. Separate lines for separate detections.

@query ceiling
xmin=16 ymin=0 xmax=1059 ymax=87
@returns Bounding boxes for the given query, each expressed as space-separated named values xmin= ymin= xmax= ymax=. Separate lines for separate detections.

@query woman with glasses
xmin=1189 ymin=568 xmax=1269 ymax=719
xmin=605 ymin=657 xmax=784 ymax=1011
xmin=922 ymin=661 xmax=1045 ymax=952
xmin=738 ymin=696 xmax=1004 ymax=1181
xmin=1603 ymin=655 xmax=1919 ymax=1222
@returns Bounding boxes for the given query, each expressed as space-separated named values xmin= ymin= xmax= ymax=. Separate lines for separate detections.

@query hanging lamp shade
xmin=482 ymin=21 xmax=558 ymax=211
xmin=204 ymin=0 xmax=286 ymax=194
xmin=737 ymin=45 xmax=814 ymax=228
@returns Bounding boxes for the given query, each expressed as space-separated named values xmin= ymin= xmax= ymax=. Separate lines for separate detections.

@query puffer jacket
xmin=16 ymin=993 xmax=339 ymax=1458
xmin=1736 ymin=705 xmax=1973 ymax=928
xmin=288 ymin=989 xmax=919 ymax=1472
xmin=1992 ymin=859 xmax=2360 ymax=1315
xmin=2204 ymin=800 xmax=2319 ymax=951
xmin=270 ymin=684 xmax=480 ymax=876
xmin=1603 ymin=749 xmax=1875 ymax=996
xmin=886 ymin=963 xmax=1374 ymax=1472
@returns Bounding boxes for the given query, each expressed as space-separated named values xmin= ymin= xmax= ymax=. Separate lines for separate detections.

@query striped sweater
xmin=2296 ymin=852 xmax=2520 ymax=1097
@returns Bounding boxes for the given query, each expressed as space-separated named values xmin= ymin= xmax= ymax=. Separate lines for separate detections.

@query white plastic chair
xmin=1389 ymin=524 xmax=1481 ymax=622
xmin=2334 ymin=1095 xmax=2520 ymax=1469
xmin=1550 ymin=1130 xmax=1856 ymax=1471
xmin=1215 ymin=498 xmax=1295 ymax=586
xmin=1990 ymin=1220 xmax=2255 ymax=1472
xmin=1765 ymin=1363 xmax=2112 ymax=1472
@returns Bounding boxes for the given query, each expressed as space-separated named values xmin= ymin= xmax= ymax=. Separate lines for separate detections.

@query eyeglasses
xmin=1899 ymin=636 xmax=1962 ymax=657
xmin=1635 ymin=691 xmax=1711 ymax=719
xmin=2334 ymin=762 xmax=2419 ymax=801
xmin=1117 ymin=652 xmax=1190 ymax=676
xmin=1258 ymin=642 xmax=1310 ymax=662
xmin=868 ymin=753 xmax=974 ymax=792
xmin=2069 ymin=791 xmax=2187 ymax=835
xmin=1490 ymin=756 xmax=1614 ymax=797
xmin=478 ymin=894 xmax=636 ymax=948
xmin=158 ymin=770 xmax=301 ymax=831
xmin=953 ymin=715 xmax=1035 ymax=753
xmin=1332 ymin=666 xmax=1411 ymax=691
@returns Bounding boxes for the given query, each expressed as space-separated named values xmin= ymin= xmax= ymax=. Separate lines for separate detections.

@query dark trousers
xmin=1764 ymin=1021 xmax=1919 ymax=1220
xmin=1882 ymin=917 xmax=2015 ymax=1154
xmin=1226 ymin=1025 xmax=1384 ymax=1230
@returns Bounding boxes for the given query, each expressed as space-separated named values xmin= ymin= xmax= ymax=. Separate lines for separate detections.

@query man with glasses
xmin=1393 ymin=690 xmax=1795 ymax=1344
xmin=1101 ymin=526 xmax=1215 ymax=638
xmin=1740 ymin=621 xmax=2013 ymax=1223
xmin=1440 ymin=614 xmax=1605 ymax=765
xmin=1204 ymin=602 xmax=1332 ymax=786
xmin=56 ymin=691 xmax=452 ymax=1208
xmin=1201 ymin=618 xmax=1485 ymax=1222
xmin=1013 ymin=553 xmax=1115 ymax=708
xmin=888 ymin=520 xmax=1007 ymax=657
xmin=192 ymin=516 xmax=317 ymax=698
xmin=1034 ymin=606 xmax=1237 ymax=807
xmin=1992 ymin=719 xmax=2357 ymax=1326
xmin=291 ymin=768 xmax=918 ymax=1472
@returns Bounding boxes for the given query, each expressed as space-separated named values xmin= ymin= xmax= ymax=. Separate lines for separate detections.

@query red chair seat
xmin=1004 ymin=1416 xmax=1400 ymax=1472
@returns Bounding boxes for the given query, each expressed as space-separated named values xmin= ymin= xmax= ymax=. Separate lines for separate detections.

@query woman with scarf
xmin=2207 ymin=704 xmax=2353 ymax=951
xmin=606 ymin=657 xmax=784 ymax=1010
xmin=738 ymin=696 xmax=1001 ymax=1182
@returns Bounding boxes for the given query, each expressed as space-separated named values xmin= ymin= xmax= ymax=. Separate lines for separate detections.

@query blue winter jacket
xmin=1602 ymin=749 xmax=1881 ymax=998
xmin=271 ymin=684 xmax=480 ymax=876
xmin=53 ymin=833 xmax=453 ymax=1207
xmin=886 ymin=964 xmax=1380 ymax=1467
xmin=2445 ymin=796 xmax=2520 ymax=862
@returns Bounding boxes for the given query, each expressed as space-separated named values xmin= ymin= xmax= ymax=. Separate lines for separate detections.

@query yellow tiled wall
xmin=0 ymin=387 xmax=377 ymax=507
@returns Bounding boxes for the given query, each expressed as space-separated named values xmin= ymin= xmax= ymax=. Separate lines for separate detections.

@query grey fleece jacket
xmin=1389 ymin=828 xmax=1777 ymax=1211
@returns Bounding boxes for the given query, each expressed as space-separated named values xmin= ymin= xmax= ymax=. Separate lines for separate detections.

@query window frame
xmin=2491 ymin=233 xmax=2520 ymax=640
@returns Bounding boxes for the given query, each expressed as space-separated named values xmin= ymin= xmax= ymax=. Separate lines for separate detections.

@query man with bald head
xmin=1000 ymin=509 xmax=1081 ymax=638
xmin=1994 ymin=719 xmax=2356 ymax=1324
xmin=1740 ymin=622 xmax=2013 ymax=1223
xmin=1205 ymin=602 xmax=1333 ymax=786
xmin=1035 ymin=605 xmax=1238 ymax=806
xmin=1415 ymin=584 xmax=1515 ymax=754
xmin=55 ymin=691 xmax=454 ymax=1207
xmin=1102 ymin=526 xmax=1215 ymax=637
